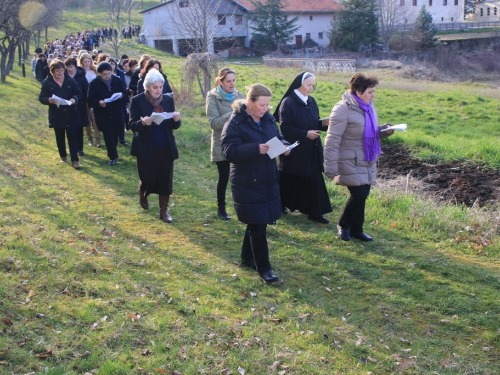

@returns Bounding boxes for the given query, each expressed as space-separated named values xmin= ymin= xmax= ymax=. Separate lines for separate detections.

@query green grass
xmin=1 ymin=6 xmax=500 ymax=374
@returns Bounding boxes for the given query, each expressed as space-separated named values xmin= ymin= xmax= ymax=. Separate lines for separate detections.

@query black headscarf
xmin=273 ymin=71 xmax=314 ymax=122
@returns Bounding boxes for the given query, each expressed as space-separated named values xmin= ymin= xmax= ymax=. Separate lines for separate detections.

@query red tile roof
xmin=234 ymin=0 xmax=342 ymax=12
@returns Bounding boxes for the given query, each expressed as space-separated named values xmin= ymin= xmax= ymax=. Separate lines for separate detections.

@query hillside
xmin=1 ymin=4 xmax=500 ymax=374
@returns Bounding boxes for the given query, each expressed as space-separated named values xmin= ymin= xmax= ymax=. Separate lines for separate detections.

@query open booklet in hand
xmin=51 ymin=94 xmax=72 ymax=108
xmin=150 ymin=111 xmax=180 ymax=125
xmin=266 ymin=137 xmax=299 ymax=159
xmin=104 ymin=92 xmax=123 ymax=103
xmin=380 ymin=124 xmax=407 ymax=132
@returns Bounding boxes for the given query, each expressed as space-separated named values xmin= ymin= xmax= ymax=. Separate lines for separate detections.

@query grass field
xmin=1 ymin=5 xmax=500 ymax=374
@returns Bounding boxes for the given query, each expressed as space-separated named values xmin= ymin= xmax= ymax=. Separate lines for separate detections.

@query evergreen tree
xmin=413 ymin=5 xmax=438 ymax=50
xmin=329 ymin=0 xmax=379 ymax=52
xmin=248 ymin=0 xmax=300 ymax=53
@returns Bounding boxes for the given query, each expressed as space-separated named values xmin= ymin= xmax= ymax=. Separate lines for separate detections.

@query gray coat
xmin=324 ymin=92 xmax=391 ymax=186
xmin=206 ymin=88 xmax=244 ymax=162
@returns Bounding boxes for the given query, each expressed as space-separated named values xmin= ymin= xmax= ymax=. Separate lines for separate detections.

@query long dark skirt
xmin=137 ymin=147 xmax=174 ymax=196
xmin=279 ymin=149 xmax=332 ymax=216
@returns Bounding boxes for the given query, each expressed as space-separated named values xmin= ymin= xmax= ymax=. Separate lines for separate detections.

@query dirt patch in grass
xmin=378 ymin=143 xmax=500 ymax=208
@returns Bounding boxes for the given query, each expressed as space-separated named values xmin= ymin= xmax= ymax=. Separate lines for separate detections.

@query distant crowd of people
xmin=34 ymin=28 xmax=396 ymax=284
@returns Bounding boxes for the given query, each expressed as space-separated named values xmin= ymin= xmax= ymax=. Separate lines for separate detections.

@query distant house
xmin=139 ymin=0 xmax=342 ymax=56
xmin=399 ymin=0 xmax=465 ymax=24
xmin=466 ymin=0 xmax=500 ymax=21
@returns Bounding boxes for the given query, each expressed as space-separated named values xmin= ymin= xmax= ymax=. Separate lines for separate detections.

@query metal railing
xmin=263 ymin=56 xmax=356 ymax=73
xmin=394 ymin=20 xmax=500 ymax=32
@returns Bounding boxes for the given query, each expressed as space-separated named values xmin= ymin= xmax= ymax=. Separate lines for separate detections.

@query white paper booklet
xmin=150 ymin=111 xmax=180 ymax=125
xmin=266 ymin=136 xmax=290 ymax=159
xmin=104 ymin=92 xmax=123 ymax=103
xmin=51 ymin=94 xmax=72 ymax=108
xmin=380 ymin=123 xmax=407 ymax=132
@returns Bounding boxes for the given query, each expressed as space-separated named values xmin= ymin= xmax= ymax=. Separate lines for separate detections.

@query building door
xmin=295 ymin=35 xmax=302 ymax=48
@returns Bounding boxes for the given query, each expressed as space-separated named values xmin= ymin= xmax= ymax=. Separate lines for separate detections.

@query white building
xmin=399 ymin=0 xmax=465 ymax=23
xmin=466 ymin=0 xmax=500 ymax=21
xmin=139 ymin=0 xmax=342 ymax=55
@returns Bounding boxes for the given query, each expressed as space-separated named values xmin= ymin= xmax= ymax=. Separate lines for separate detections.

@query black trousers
xmin=241 ymin=224 xmax=271 ymax=273
xmin=339 ymin=184 xmax=371 ymax=235
xmin=77 ymin=127 xmax=84 ymax=152
xmin=216 ymin=160 xmax=230 ymax=207
xmin=101 ymin=128 xmax=119 ymax=160
xmin=54 ymin=127 xmax=79 ymax=162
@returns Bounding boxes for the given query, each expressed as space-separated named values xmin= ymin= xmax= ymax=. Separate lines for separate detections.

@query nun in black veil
xmin=273 ymin=72 xmax=332 ymax=224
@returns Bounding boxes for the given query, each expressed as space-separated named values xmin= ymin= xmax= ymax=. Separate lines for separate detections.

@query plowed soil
xmin=378 ymin=144 xmax=500 ymax=208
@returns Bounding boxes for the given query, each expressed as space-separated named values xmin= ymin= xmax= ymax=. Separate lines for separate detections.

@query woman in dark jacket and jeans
xmin=39 ymin=60 xmax=83 ymax=169
xmin=65 ymin=57 xmax=89 ymax=156
xmin=88 ymin=62 xmax=128 ymax=165
xmin=221 ymin=83 xmax=290 ymax=283
xmin=274 ymin=72 xmax=332 ymax=223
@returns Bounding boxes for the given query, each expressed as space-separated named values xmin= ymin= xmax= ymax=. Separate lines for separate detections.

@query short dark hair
xmin=349 ymin=73 xmax=379 ymax=95
xmin=120 ymin=54 xmax=128 ymax=60
xmin=38 ymin=53 xmax=46 ymax=59
xmin=128 ymin=58 xmax=138 ymax=68
xmin=64 ymin=57 xmax=78 ymax=68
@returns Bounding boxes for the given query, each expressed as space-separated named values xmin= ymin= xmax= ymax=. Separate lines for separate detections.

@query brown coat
xmin=206 ymin=88 xmax=244 ymax=162
xmin=324 ymin=92 xmax=391 ymax=186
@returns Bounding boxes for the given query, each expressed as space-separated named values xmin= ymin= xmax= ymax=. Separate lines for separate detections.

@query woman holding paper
xmin=129 ymin=69 xmax=181 ymax=223
xmin=221 ymin=83 xmax=289 ymax=283
xmin=88 ymin=61 xmax=128 ymax=165
xmin=39 ymin=60 xmax=83 ymax=169
xmin=273 ymin=72 xmax=332 ymax=224
xmin=78 ymin=52 xmax=101 ymax=148
xmin=324 ymin=73 xmax=394 ymax=242
xmin=206 ymin=67 xmax=244 ymax=220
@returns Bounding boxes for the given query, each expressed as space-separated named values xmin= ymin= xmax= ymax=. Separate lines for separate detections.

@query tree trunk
xmin=6 ymin=43 xmax=17 ymax=76
xmin=18 ymin=45 xmax=22 ymax=66
xmin=45 ymin=27 xmax=48 ymax=43
xmin=1 ymin=51 xmax=8 ymax=83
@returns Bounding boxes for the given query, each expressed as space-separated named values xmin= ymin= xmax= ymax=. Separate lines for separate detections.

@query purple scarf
xmin=352 ymin=93 xmax=380 ymax=162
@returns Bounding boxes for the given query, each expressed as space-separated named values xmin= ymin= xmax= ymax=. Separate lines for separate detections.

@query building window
xmin=318 ymin=32 xmax=323 ymax=39
xmin=413 ymin=0 xmax=417 ymax=5
xmin=487 ymin=7 xmax=490 ymax=16
xmin=443 ymin=0 xmax=447 ymax=5
xmin=235 ymin=15 xmax=243 ymax=25
xmin=480 ymin=8 xmax=483 ymax=16
xmin=218 ymin=15 xmax=226 ymax=25
xmin=495 ymin=7 xmax=498 ymax=16
xmin=179 ymin=1 xmax=189 ymax=7
xmin=451 ymin=17 xmax=454 ymax=21
xmin=306 ymin=33 xmax=311 ymax=40
xmin=400 ymin=0 xmax=404 ymax=5
xmin=429 ymin=0 xmax=432 ymax=6
xmin=454 ymin=0 xmax=458 ymax=4
xmin=310 ymin=16 xmax=313 ymax=21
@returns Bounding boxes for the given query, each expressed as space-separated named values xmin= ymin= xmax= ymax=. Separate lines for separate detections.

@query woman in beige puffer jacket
xmin=324 ymin=73 xmax=393 ymax=242
xmin=206 ymin=68 xmax=244 ymax=220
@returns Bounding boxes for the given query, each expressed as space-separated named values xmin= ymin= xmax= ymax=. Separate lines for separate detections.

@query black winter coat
xmin=35 ymin=59 xmax=48 ymax=81
xmin=39 ymin=75 xmax=82 ymax=128
xmin=69 ymin=67 xmax=89 ymax=127
xmin=221 ymin=103 xmax=287 ymax=225
xmin=277 ymin=93 xmax=327 ymax=177
xmin=128 ymin=70 xmax=140 ymax=96
xmin=88 ymin=76 xmax=127 ymax=131
xmin=129 ymin=93 xmax=181 ymax=161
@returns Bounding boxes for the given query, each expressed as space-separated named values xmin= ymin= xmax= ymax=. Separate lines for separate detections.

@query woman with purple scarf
xmin=324 ymin=73 xmax=394 ymax=242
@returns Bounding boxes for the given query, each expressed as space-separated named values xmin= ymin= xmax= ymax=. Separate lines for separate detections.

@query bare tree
xmin=105 ymin=0 xmax=136 ymax=58
xmin=181 ymin=52 xmax=218 ymax=99
xmin=159 ymin=0 xmax=238 ymax=54
xmin=376 ymin=0 xmax=411 ymax=50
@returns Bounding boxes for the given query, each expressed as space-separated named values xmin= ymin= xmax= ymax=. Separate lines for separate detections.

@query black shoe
xmin=78 ymin=150 xmax=85 ymax=156
xmin=308 ymin=215 xmax=329 ymax=224
xmin=240 ymin=260 xmax=256 ymax=269
xmin=120 ymin=140 xmax=129 ymax=146
xmin=337 ymin=225 xmax=350 ymax=241
xmin=217 ymin=207 xmax=231 ymax=220
xmin=109 ymin=159 xmax=117 ymax=166
xmin=259 ymin=270 xmax=279 ymax=283
xmin=352 ymin=232 xmax=373 ymax=241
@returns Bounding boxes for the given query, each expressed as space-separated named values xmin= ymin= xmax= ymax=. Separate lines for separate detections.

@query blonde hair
xmin=78 ymin=53 xmax=96 ymax=73
xmin=214 ymin=67 xmax=235 ymax=88
xmin=232 ymin=83 xmax=272 ymax=111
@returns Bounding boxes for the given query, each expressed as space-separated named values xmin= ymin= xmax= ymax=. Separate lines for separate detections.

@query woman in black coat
xmin=87 ymin=62 xmax=128 ymax=165
xmin=129 ymin=69 xmax=181 ymax=223
xmin=136 ymin=59 xmax=173 ymax=96
xmin=221 ymin=83 xmax=290 ymax=284
xmin=39 ymin=60 xmax=83 ymax=169
xmin=274 ymin=72 xmax=332 ymax=224
xmin=64 ymin=57 xmax=89 ymax=156
xmin=35 ymin=54 xmax=48 ymax=84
